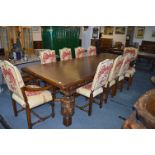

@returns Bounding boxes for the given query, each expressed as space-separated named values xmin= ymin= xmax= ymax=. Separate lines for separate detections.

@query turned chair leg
xmin=51 ymin=102 xmax=55 ymax=118
xmin=111 ymin=83 xmax=117 ymax=97
xmin=99 ymin=93 xmax=104 ymax=108
xmin=120 ymin=79 xmax=124 ymax=92
xmin=12 ymin=98 xmax=18 ymax=116
xmin=88 ymin=94 xmax=93 ymax=116
xmin=26 ymin=106 xmax=32 ymax=129
xmin=127 ymin=76 xmax=133 ymax=90
xmin=104 ymin=87 xmax=109 ymax=104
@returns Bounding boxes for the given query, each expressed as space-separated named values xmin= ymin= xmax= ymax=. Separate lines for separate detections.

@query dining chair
xmin=76 ymin=59 xmax=113 ymax=116
xmin=124 ymin=53 xmax=136 ymax=89
xmin=87 ymin=46 xmax=97 ymax=56
xmin=1 ymin=60 xmax=55 ymax=129
xmin=123 ymin=47 xmax=138 ymax=62
xmin=75 ymin=47 xmax=85 ymax=59
xmin=104 ymin=55 xmax=124 ymax=103
xmin=39 ymin=49 xmax=56 ymax=64
xmin=59 ymin=48 xmax=72 ymax=61
xmin=117 ymin=53 xmax=133 ymax=91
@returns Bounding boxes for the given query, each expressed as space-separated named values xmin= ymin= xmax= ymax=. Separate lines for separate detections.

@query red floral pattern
xmin=88 ymin=47 xmax=96 ymax=56
xmin=41 ymin=50 xmax=56 ymax=64
xmin=61 ymin=49 xmax=72 ymax=61
xmin=25 ymin=85 xmax=42 ymax=96
xmin=92 ymin=60 xmax=113 ymax=90
xmin=76 ymin=47 xmax=84 ymax=58
xmin=124 ymin=48 xmax=138 ymax=60
xmin=2 ymin=66 xmax=17 ymax=91
xmin=83 ymin=83 xmax=92 ymax=90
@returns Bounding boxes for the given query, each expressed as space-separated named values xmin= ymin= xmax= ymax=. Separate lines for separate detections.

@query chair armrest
xmin=22 ymin=85 xmax=53 ymax=92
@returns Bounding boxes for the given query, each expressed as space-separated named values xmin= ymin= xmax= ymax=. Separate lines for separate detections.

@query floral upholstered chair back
xmin=75 ymin=47 xmax=85 ymax=59
xmin=59 ymin=48 xmax=72 ymax=61
xmin=40 ymin=49 xmax=56 ymax=64
xmin=118 ymin=54 xmax=131 ymax=77
xmin=87 ymin=46 xmax=96 ymax=56
xmin=123 ymin=47 xmax=138 ymax=61
xmin=108 ymin=55 xmax=124 ymax=82
xmin=91 ymin=59 xmax=113 ymax=91
xmin=1 ymin=61 xmax=24 ymax=99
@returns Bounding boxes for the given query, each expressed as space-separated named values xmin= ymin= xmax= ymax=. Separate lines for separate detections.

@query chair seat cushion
xmin=76 ymin=82 xmax=103 ymax=98
xmin=104 ymin=80 xmax=116 ymax=88
xmin=12 ymin=85 xmax=53 ymax=109
xmin=125 ymin=67 xmax=136 ymax=77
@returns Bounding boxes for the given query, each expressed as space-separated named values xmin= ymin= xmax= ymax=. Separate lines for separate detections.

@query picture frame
xmin=135 ymin=27 xmax=145 ymax=39
xmin=115 ymin=27 xmax=125 ymax=34
xmin=104 ymin=26 xmax=114 ymax=35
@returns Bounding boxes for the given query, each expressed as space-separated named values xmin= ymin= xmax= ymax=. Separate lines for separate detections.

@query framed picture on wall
xmin=115 ymin=27 xmax=125 ymax=34
xmin=104 ymin=26 xmax=114 ymax=35
xmin=152 ymin=30 xmax=155 ymax=37
xmin=135 ymin=27 xmax=145 ymax=39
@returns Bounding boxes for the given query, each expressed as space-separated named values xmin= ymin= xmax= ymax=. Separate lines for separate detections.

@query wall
xmin=32 ymin=26 xmax=42 ymax=41
xmin=82 ymin=26 xmax=93 ymax=49
xmin=100 ymin=26 xmax=127 ymax=46
xmin=133 ymin=26 xmax=155 ymax=46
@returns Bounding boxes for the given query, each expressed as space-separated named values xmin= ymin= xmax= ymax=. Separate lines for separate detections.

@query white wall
xmin=82 ymin=26 xmax=93 ymax=49
xmin=32 ymin=26 xmax=42 ymax=41
xmin=100 ymin=26 xmax=127 ymax=46
xmin=133 ymin=26 xmax=155 ymax=45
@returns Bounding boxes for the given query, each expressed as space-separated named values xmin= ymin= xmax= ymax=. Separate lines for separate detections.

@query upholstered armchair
xmin=1 ymin=60 xmax=55 ymax=129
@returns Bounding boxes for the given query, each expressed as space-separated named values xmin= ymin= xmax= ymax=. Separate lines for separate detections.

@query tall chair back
xmin=40 ymin=49 xmax=56 ymax=64
xmin=108 ymin=55 xmax=124 ymax=82
xmin=87 ymin=46 xmax=96 ymax=56
xmin=59 ymin=48 xmax=72 ymax=61
xmin=91 ymin=59 xmax=113 ymax=91
xmin=118 ymin=54 xmax=131 ymax=78
xmin=75 ymin=47 xmax=85 ymax=58
xmin=123 ymin=47 xmax=138 ymax=61
xmin=1 ymin=61 xmax=24 ymax=99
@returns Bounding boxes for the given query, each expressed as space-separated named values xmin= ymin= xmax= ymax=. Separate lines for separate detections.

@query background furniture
xmin=139 ymin=40 xmax=155 ymax=54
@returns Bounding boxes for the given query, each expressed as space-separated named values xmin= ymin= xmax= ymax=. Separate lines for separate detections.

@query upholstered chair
xmin=123 ymin=47 xmax=138 ymax=62
xmin=40 ymin=49 xmax=56 ymax=64
xmin=104 ymin=55 xmax=124 ymax=102
xmin=75 ymin=47 xmax=85 ymax=59
xmin=59 ymin=48 xmax=72 ymax=61
xmin=76 ymin=59 xmax=113 ymax=116
xmin=118 ymin=53 xmax=133 ymax=91
xmin=87 ymin=46 xmax=97 ymax=56
xmin=1 ymin=60 xmax=55 ymax=129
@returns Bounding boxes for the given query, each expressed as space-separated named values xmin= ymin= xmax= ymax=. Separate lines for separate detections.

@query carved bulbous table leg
xmin=61 ymin=95 xmax=75 ymax=126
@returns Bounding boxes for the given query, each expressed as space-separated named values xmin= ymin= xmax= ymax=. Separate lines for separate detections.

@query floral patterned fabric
xmin=75 ymin=47 xmax=85 ymax=58
xmin=1 ymin=61 xmax=53 ymax=109
xmin=91 ymin=59 xmax=113 ymax=90
xmin=40 ymin=50 xmax=56 ymax=64
xmin=123 ymin=47 xmax=138 ymax=61
xmin=87 ymin=46 xmax=96 ymax=56
xmin=108 ymin=55 xmax=124 ymax=82
xmin=59 ymin=48 xmax=72 ymax=61
xmin=118 ymin=54 xmax=131 ymax=78
xmin=1 ymin=61 xmax=24 ymax=99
